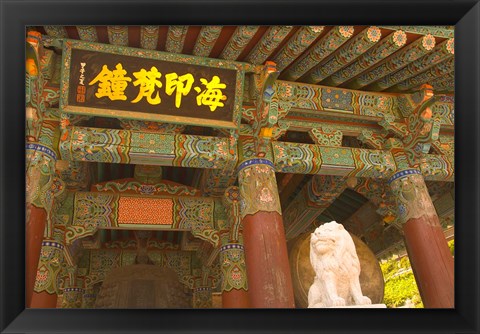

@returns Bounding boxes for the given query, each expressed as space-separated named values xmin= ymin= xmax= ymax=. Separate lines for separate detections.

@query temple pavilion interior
xmin=25 ymin=25 xmax=454 ymax=309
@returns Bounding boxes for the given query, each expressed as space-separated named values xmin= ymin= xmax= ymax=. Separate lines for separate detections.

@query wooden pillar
xmin=30 ymin=240 xmax=64 ymax=308
xmin=62 ymin=287 xmax=85 ymax=308
xmin=25 ymin=119 xmax=61 ymax=306
xmin=26 ymin=204 xmax=47 ymax=307
xmin=82 ymin=287 xmax=98 ymax=308
xmin=192 ymin=286 xmax=212 ymax=308
xmin=237 ymin=159 xmax=295 ymax=308
xmin=220 ymin=244 xmax=249 ymax=308
xmin=30 ymin=291 xmax=58 ymax=308
xmin=389 ymin=169 xmax=454 ymax=308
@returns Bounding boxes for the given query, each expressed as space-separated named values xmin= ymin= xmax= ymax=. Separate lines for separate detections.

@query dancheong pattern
xmin=59 ymin=126 xmax=235 ymax=169
xmin=220 ymin=244 xmax=248 ymax=291
xmin=283 ymin=26 xmax=354 ymax=82
xmin=69 ymin=192 xmax=219 ymax=246
xmin=28 ymin=26 xmax=456 ymax=306
xmin=272 ymin=141 xmax=397 ymax=179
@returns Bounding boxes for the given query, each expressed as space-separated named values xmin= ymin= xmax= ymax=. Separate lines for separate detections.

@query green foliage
xmin=381 ymin=256 xmax=423 ymax=308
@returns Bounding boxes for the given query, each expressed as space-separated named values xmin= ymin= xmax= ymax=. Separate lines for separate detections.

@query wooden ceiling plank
xmin=244 ymin=26 xmax=293 ymax=65
xmin=107 ymin=26 xmax=129 ymax=46
xmin=322 ymin=30 xmax=408 ymax=87
xmin=140 ymin=26 xmax=160 ymax=50
xmin=76 ymin=26 xmax=98 ymax=42
xmin=192 ymin=26 xmax=223 ymax=57
xmin=365 ymin=38 xmax=454 ymax=91
xmin=219 ymin=26 xmax=259 ymax=61
xmin=301 ymin=26 xmax=381 ymax=84
xmin=165 ymin=26 xmax=189 ymax=54
xmin=272 ymin=26 xmax=325 ymax=72
xmin=346 ymin=34 xmax=437 ymax=90
xmin=282 ymin=26 xmax=355 ymax=82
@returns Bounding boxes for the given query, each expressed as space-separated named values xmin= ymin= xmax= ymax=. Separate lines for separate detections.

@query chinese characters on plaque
xmin=87 ymin=63 xmax=227 ymax=112
xmin=64 ymin=46 xmax=240 ymax=126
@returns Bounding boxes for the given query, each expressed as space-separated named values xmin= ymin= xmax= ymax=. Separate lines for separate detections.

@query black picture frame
xmin=1 ymin=1 xmax=479 ymax=333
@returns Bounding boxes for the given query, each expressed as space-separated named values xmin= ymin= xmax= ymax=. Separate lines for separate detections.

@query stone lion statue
xmin=308 ymin=221 xmax=372 ymax=308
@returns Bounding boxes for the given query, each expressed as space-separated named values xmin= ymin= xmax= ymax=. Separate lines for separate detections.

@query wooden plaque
xmin=60 ymin=39 xmax=247 ymax=129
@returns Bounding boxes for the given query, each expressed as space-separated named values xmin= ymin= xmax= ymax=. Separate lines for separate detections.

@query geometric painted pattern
xmin=117 ymin=197 xmax=173 ymax=225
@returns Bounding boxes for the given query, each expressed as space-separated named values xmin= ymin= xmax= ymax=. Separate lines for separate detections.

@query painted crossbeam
xmin=57 ymin=127 xmax=452 ymax=181
xmin=68 ymin=192 xmax=221 ymax=246
xmin=58 ymin=126 xmax=235 ymax=169
xmin=273 ymin=80 xmax=454 ymax=127
xmin=272 ymin=141 xmax=453 ymax=181
xmin=272 ymin=141 xmax=397 ymax=178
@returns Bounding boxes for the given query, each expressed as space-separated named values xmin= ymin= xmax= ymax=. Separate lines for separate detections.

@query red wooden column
xmin=237 ymin=159 xmax=295 ymax=308
xmin=389 ymin=169 xmax=454 ymax=308
xmin=26 ymin=204 xmax=47 ymax=307
xmin=29 ymin=240 xmax=64 ymax=308
xmin=219 ymin=243 xmax=250 ymax=308
xmin=30 ymin=291 xmax=58 ymax=308
xmin=25 ymin=142 xmax=59 ymax=307
xmin=192 ymin=276 xmax=213 ymax=308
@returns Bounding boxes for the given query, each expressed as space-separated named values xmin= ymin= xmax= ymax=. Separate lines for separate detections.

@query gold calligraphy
xmin=88 ymin=63 xmax=227 ymax=111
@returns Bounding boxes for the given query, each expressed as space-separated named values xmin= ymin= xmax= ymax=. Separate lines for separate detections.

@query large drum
xmin=288 ymin=232 xmax=384 ymax=308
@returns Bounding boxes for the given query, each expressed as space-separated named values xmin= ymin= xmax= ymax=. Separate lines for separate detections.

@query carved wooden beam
xmin=245 ymin=26 xmax=293 ymax=65
xmin=391 ymin=57 xmax=454 ymax=92
xmin=193 ymin=26 xmax=222 ymax=57
xmin=347 ymin=34 xmax=436 ymax=90
xmin=44 ymin=26 xmax=68 ymax=38
xmin=107 ymin=26 xmax=129 ymax=46
xmin=67 ymin=192 xmax=220 ymax=246
xmin=219 ymin=26 xmax=259 ymax=61
xmin=58 ymin=126 xmax=236 ymax=169
xmin=140 ymin=26 xmax=159 ymax=50
xmin=366 ymin=38 xmax=454 ymax=91
xmin=303 ymin=26 xmax=379 ymax=84
xmin=272 ymin=26 xmax=324 ymax=71
xmin=165 ymin=26 xmax=189 ymax=53
xmin=377 ymin=26 xmax=454 ymax=39
xmin=322 ymin=30 xmax=407 ymax=87
xmin=282 ymin=26 xmax=355 ymax=82
xmin=76 ymin=26 xmax=98 ymax=42
xmin=272 ymin=140 xmax=397 ymax=178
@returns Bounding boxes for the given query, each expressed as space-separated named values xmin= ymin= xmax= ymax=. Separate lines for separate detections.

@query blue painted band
xmin=26 ymin=143 xmax=57 ymax=160
xmin=237 ymin=158 xmax=274 ymax=173
xmin=220 ymin=244 xmax=244 ymax=252
xmin=388 ymin=169 xmax=422 ymax=184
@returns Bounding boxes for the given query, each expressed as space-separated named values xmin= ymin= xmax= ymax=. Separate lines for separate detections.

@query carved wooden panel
xmin=95 ymin=264 xmax=191 ymax=308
